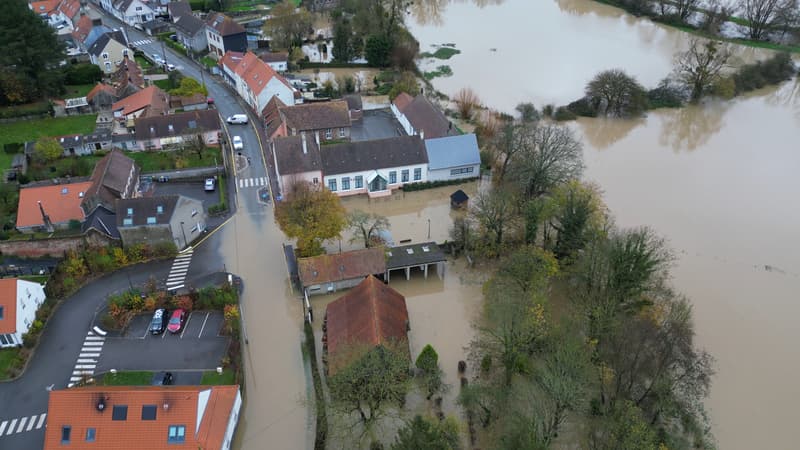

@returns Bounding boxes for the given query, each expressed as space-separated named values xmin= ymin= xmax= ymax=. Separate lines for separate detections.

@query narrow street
xmin=97 ymin=9 xmax=313 ymax=449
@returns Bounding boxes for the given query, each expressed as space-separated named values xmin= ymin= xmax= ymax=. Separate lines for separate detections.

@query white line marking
xmin=75 ymin=364 xmax=96 ymax=369
xmin=239 ymin=179 xmax=244 ymax=188
xmin=180 ymin=312 xmax=192 ymax=338
xmin=16 ymin=417 xmax=27 ymax=433
xmin=172 ymin=260 xmax=191 ymax=267
xmin=167 ymin=277 xmax=186 ymax=284
xmin=85 ymin=336 xmax=105 ymax=341
xmin=82 ymin=341 xmax=104 ymax=346
xmin=70 ymin=377 xmax=82 ymax=382
xmin=169 ymin=268 xmax=188 ymax=275
xmin=168 ymin=284 xmax=184 ymax=290
xmin=166 ymin=282 xmax=185 ymax=288
xmin=81 ymin=347 xmax=102 ymax=353
xmin=174 ymin=255 xmax=192 ymax=262
xmin=198 ymin=312 xmax=210 ymax=338
xmin=6 ymin=419 xmax=17 ymax=435
xmin=0 ymin=421 xmax=7 ymax=435
xmin=26 ymin=417 xmax=36 ymax=431
xmin=79 ymin=353 xmax=100 ymax=358
xmin=36 ymin=414 xmax=46 ymax=429
xmin=87 ymin=331 xmax=94 ymax=336
xmin=73 ymin=370 xmax=93 ymax=376
xmin=77 ymin=359 xmax=97 ymax=363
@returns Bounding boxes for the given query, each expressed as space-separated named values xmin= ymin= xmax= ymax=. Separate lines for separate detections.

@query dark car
xmin=162 ymin=372 xmax=174 ymax=385
xmin=167 ymin=309 xmax=187 ymax=334
xmin=149 ymin=308 xmax=168 ymax=335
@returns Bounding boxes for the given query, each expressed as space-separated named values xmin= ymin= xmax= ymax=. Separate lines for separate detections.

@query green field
xmin=0 ymin=115 xmax=97 ymax=148
xmin=63 ymin=84 xmax=95 ymax=98
xmin=0 ymin=348 xmax=24 ymax=380
xmin=101 ymin=371 xmax=153 ymax=386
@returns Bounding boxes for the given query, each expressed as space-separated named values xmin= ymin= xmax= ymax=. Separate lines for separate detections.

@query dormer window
xmin=157 ymin=205 xmax=163 ymax=214
xmin=146 ymin=217 xmax=156 ymax=224
xmin=127 ymin=208 xmax=133 ymax=216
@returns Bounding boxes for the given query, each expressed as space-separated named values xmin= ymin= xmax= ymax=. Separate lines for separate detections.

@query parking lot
xmin=96 ymin=311 xmax=229 ymax=373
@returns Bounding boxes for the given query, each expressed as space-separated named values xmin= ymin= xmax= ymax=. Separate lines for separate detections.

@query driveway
xmin=98 ymin=311 xmax=228 ymax=372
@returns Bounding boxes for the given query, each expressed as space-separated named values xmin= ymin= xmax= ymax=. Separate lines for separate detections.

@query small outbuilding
xmin=450 ymin=189 xmax=469 ymax=209
xmin=297 ymin=247 xmax=386 ymax=297
xmin=385 ymin=241 xmax=446 ymax=282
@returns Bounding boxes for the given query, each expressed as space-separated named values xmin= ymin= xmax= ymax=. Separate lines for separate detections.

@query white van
xmin=226 ymin=114 xmax=248 ymax=125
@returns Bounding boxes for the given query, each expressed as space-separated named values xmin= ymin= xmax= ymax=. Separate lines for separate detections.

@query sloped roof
xmin=206 ymin=12 xmax=245 ymax=36
xmin=385 ymin=242 xmax=446 ymax=269
xmin=320 ymin=135 xmax=428 ymax=176
xmin=273 ymin=135 xmax=322 ymax=176
xmin=84 ymin=25 xmax=113 ymax=49
xmin=219 ymin=51 xmax=244 ymax=73
xmin=297 ymin=248 xmax=386 ymax=287
xmin=424 ymin=133 xmax=480 ymax=170
xmin=174 ymin=13 xmax=205 ymax=36
xmin=279 ymin=100 xmax=350 ymax=132
xmin=0 ymin=279 xmax=18 ymax=334
xmin=16 ymin=181 xmax=93 ymax=228
xmin=82 ymin=204 xmax=119 ymax=239
xmin=343 ymin=94 xmax=362 ymax=111
xmin=392 ymin=92 xmax=413 ymax=112
xmin=87 ymin=83 xmax=117 ymax=102
xmin=134 ymin=109 xmax=220 ymax=141
xmin=324 ymin=275 xmax=409 ymax=374
xmin=402 ymin=94 xmax=458 ymax=140
xmin=259 ymin=51 xmax=288 ymax=63
xmin=168 ymin=1 xmax=192 ymax=20
xmin=30 ymin=0 xmax=59 ymax=16
xmin=72 ymin=14 xmax=93 ymax=43
xmin=235 ymin=52 xmax=293 ymax=97
xmin=116 ymin=195 xmax=181 ymax=227
xmin=112 ymin=85 xmax=168 ymax=117
xmin=58 ymin=0 xmax=80 ymax=19
xmin=43 ymin=385 xmax=239 ymax=450
xmin=112 ymin=57 xmax=144 ymax=90
xmin=84 ymin=149 xmax=138 ymax=209
xmin=262 ymin=95 xmax=286 ymax=138
xmin=87 ymin=30 xmax=127 ymax=57
xmin=450 ymin=189 xmax=469 ymax=204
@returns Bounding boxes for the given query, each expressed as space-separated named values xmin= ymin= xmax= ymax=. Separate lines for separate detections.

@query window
xmin=122 ymin=49 xmax=128 ymax=57
xmin=338 ymin=127 xmax=346 ymax=138
xmin=135 ymin=6 xmax=142 ymax=10
xmin=141 ymin=405 xmax=157 ymax=420
xmin=104 ymin=62 xmax=111 ymax=71
xmin=401 ymin=170 xmax=409 ymax=182
xmin=341 ymin=177 xmax=350 ymax=190
xmin=127 ymin=208 xmax=133 ymax=216
xmin=450 ymin=167 xmax=475 ymax=176
xmin=61 ymin=426 xmax=71 ymax=444
xmin=389 ymin=171 xmax=397 ymax=184
xmin=146 ymin=217 xmax=156 ymax=225
xmin=325 ymin=128 xmax=333 ymax=139
xmin=122 ymin=218 xmax=133 ymax=226
xmin=112 ymin=405 xmax=128 ymax=421
xmin=156 ymin=205 xmax=163 ymax=214
xmin=0 ymin=306 xmax=3 ymax=319
xmin=312 ymin=177 xmax=319 ymax=184
xmin=328 ymin=179 xmax=337 ymax=191
xmin=102 ymin=52 xmax=109 ymax=60
xmin=191 ymin=209 xmax=198 ymax=217
xmin=168 ymin=425 xmax=186 ymax=443
xmin=414 ymin=168 xmax=422 ymax=181
xmin=354 ymin=175 xmax=363 ymax=189
xmin=85 ymin=428 xmax=96 ymax=442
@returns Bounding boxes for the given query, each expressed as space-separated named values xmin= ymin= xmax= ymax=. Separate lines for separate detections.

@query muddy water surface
xmin=410 ymin=1 xmax=800 ymax=448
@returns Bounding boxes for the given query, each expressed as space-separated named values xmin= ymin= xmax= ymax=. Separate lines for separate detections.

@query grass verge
xmin=201 ymin=368 xmax=236 ymax=385
xmin=0 ymin=348 xmax=25 ymax=380
xmin=101 ymin=371 xmax=154 ymax=386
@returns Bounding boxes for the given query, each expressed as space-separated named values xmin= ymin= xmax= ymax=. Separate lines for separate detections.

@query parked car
xmin=152 ymin=54 xmax=165 ymax=64
xmin=226 ymin=114 xmax=248 ymax=124
xmin=157 ymin=176 xmax=169 ymax=182
xmin=232 ymin=135 xmax=243 ymax=150
xmin=149 ymin=308 xmax=167 ymax=335
xmin=162 ymin=372 xmax=174 ymax=385
xmin=167 ymin=309 xmax=187 ymax=334
xmin=205 ymin=178 xmax=215 ymax=191
xmin=169 ymin=34 xmax=177 ymax=41
xmin=166 ymin=63 xmax=176 ymax=72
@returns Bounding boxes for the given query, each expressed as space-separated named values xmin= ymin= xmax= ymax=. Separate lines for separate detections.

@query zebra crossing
xmin=130 ymin=38 xmax=152 ymax=47
xmin=166 ymin=248 xmax=194 ymax=291
xmin=0 ymin=413 xmax=47 ymax=437
xmin=238 ymin=177 xmax=267 ymax=189
xmin=67 ymin=330 xmax=105 ymax=387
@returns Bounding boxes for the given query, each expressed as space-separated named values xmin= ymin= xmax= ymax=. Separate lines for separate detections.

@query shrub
xmin=3 ymin=143 xmax=22 ymax=154
xmin=553 ymin=106 xmax=578 ymax=121
xmin=647 ymin=78 xmax=686 ymax=109
xmin=173 ymin=295 xmax=194 ymax=312
xmin=401 ymin=177 xmax=480 ymax=192
xmin=64 ymin=63 xmax=102 ymax=85
xmin=712 ymin=76 xmax=736 ymax=99
xmin=565 ymin=97 xmax=597 ymax=117
xmin=733 ymin=53 xmax=795 ymax=94
xmin=152 ymin=242 xmax=178 ymax=258
xmin=415 ymin=344 xmax=439 ymax=373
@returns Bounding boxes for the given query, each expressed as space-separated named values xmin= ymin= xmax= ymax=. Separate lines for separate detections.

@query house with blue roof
xmin=424 ymin=133 xmax=481 ymax=182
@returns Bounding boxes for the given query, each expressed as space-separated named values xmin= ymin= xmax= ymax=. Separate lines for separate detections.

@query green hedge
xmin=298 ymin=61 xmax=372 ymax=69
xmin=402 ymin=177 xmax=479 ymax=192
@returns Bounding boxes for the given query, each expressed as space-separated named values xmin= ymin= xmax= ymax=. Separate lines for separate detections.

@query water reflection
xmin=410 ymin=0 xmax=507 ymax=26
xmin=657 ymin=101 xmax=729 ymax=152
xmin=764 ymin=77 xmax=800 ymax=122
xmin=576 ymin=115 xmax=647 ymax=150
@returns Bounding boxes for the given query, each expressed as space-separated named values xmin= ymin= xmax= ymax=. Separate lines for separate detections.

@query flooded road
xmin=409 ymin=0 xmax=800 ymax=448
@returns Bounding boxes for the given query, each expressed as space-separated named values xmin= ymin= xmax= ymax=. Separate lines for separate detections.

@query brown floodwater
xmin=410 ymin=1 xmax=800 ymax=448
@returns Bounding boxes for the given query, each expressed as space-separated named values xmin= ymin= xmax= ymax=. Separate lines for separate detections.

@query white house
xmin=320 ymin=136 xmax=429 ymax=198
xmin=272 ymin=134 xmax=324 ymax=195
xmin=0 ymin=279 xmax=46 ymax=348
xmin=101 ymin=0 xmax=155 ymax=27
xmin=221 ymin=51 xmax=298 ymax=114
xmin=425 ymin=133 xmax=481 ymax=182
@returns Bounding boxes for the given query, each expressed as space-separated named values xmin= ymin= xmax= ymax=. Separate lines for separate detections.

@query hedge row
xmin=401 ymin=177 xmax=480 ymax=192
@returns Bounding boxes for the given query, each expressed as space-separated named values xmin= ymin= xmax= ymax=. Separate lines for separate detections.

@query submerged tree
xmin=347 ymin=209 xmax=390 ymax=248
xmin=275 ymin=181 xmax=346 ymax=257
xmin=585 ymin=69 xmax=649 ymax=117
xmin=737 ymin=0 xmax=799 ymax=40
xmin=391 ymin=415 xmax=461 ymax=450
xmin=673 ymin=39 xmax=731 ymax=102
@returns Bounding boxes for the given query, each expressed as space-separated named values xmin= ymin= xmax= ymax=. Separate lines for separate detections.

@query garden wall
xmin=0 ymin=232 xmax=118 ymax=258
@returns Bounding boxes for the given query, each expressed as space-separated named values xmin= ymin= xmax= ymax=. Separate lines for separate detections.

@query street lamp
xmin=180 ymin=221 xmax=188 ymax=249
xmin=427 ymin=219 xmax=431 ymax=240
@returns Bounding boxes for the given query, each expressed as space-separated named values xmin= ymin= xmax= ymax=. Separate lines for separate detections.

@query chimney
xmin=314 ymin=131 xmax=320 ymax=148
xmin=38 ymin=201 xmax=54 ymax=233
xmin=420 ymin=130 xmax=425 ymax=140
xmin=301 ymin=132 xmax=307 ymax=154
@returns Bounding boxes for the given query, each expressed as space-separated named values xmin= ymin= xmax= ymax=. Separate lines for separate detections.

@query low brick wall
xmin=0 ymin=232 xmax=118 ymax=258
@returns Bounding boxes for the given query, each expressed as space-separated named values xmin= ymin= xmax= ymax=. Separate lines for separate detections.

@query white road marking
xmin=79 ymin=353 xmax=100 ymax=358
xmin=76 ymin=359 xmax=97 ymax=363
xmin=198 ymin=312 xmax=210 ymax=338
xmin=239 ymin=179 xmax=244 ymax=188
xmin=36 ymin=414 xmax=46 ymax=429
xmin=180 ymin=313 xmax=192 ymax=338
xmin=26 ymin=417 xmax=36 ymax=432
xmin=74 ymin=365 xmax=96 ymax=369
xmin=168 ymin=284 xmax=184 ymax=290
xmin=0 ymin=421 xmax=7 ymax=435
xmin=16 ymin=417 xmax=27 ymax=433
xmin=85 ymin=336 xmax=105 ymax=341
xmin=171 ymin=261 xmax=191 ymax=268
xmin=6 ymin=419 xmax=17 ymax=435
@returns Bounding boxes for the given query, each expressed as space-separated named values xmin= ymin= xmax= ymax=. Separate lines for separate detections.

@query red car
xmin=167 ymin=309 xmax=187 ymax=334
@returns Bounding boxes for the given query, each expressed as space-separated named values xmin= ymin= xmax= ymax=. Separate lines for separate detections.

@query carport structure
xmin=385 ymin=242 xmax=446 ymax=282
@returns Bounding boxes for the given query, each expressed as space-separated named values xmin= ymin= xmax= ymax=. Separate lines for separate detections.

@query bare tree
xmin=505 ymin=124 xmax=585 ymax=199
xmin=470 ymin=189 xmax=516 ymax=253
xmin=585 ymin=69 xmax=649 ymax=117
xmin=454 ymin=87 xmax=481 ymax=120
xmin=347 ymin=209 xmax=390 ymax=248
xmin=673 ymin=39 xmax=731 ymax=102
xmin=656 ymin=0 xmax=701 ymax=21
xmin=737 ymin=0 xmax=799 ymax=40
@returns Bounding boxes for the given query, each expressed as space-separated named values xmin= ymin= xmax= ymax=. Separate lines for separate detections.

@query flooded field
xmin=408 ymin=1 xmax=800 ymax=448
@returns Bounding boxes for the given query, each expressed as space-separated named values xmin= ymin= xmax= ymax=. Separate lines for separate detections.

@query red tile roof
xmin=235 ymin=52 xmax=293 ymax=97
xmin=72 ymin=14 xmax=93 ymax=43
xmin=16 ymin=181 xmax=92 ymax=229
xmin=324 ymin=275 xmax=409 ymax=374
xmin=86 ymin=83 xmax=117 ymax=102
xmin=219 ymin=50 xmax=244 ymax=73
xmin=30 ymin=0 xmax=59 ymax=15
xmin=44 ymin=385 xmax=240 ymax=450
xmin=393 ymin=92 xmax=414 ymax=112
xmin=112 ymin=85 xmax=168 ymax=117
xmin=58 ymin=0 xmax=80 ymax=19
xmin=297 ymin=248 xmax=386 ymax=288
xmin=0 ymin=279 xmax=17 ymax=334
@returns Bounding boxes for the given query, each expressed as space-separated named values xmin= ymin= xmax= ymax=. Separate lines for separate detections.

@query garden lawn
xmin=153 ymin=79 xmax=171 ymax=90
xmin=0 ymin=347 xmax=24 ymax=380
xmin=0 ymin=115 xmax=97 ymax=149
xmin=135 ymin=55 xmax=152 ymax=68
xmin=128 ymin=147 xmax=222 ymax=172
xmin=63 ymin=84 xmax=96 ymax=97
xmin=101 ymin=370 xmax=153 ymax=386
xmin=200 ymin=368 xmax=235 ymax=385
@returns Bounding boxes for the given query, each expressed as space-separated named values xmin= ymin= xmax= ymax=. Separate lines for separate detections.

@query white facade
xmin=221 ymin=389 xmax=243 ymax=450
xmin=0 ymin=280 xmax=46 ymax=348
xmin=301 ymin=40 xmax=333 ymax=63
xmin=102 ymin=0 xmax=154 ymax=26
xmin=323 ymin=163 xmax=428 ymax=198
xmin=240 ymin=76 xmax=295 ymax=116
xmin=266 ymin=60 xmax=287 ymax=72
xmin=428 ymin=164 xmax=479 ymax=182
xmin=390 ymin=103 xmax=415 ymax=137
